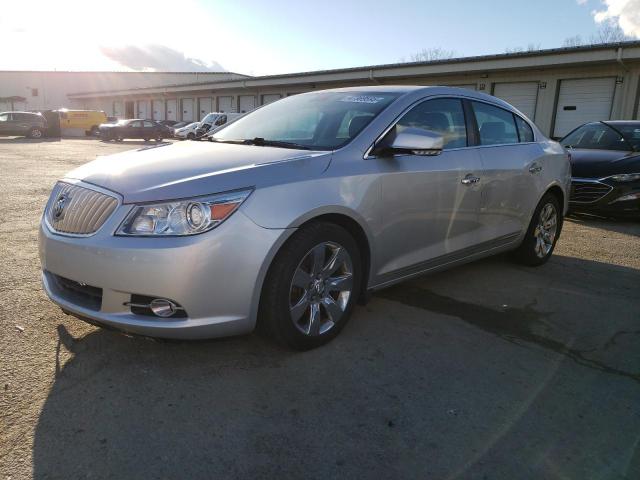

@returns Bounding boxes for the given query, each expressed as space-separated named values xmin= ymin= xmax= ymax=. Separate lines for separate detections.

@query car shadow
xmin=31 ymin=254 xmax=640 ymax=479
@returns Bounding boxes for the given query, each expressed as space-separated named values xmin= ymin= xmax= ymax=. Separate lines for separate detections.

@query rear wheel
xmin=513 ymin=192 xmax=563 ymax=266
xmin=28 ymin=127 xmax=43 ymax=139
xmin=187 ymin=132 xmax=195 ymax=140
xmin=259 ymin=222 xmax=362 ymax=350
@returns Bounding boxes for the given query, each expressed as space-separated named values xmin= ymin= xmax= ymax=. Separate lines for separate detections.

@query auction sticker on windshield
xmin=340 ymin=95 xmax=385 ymax=104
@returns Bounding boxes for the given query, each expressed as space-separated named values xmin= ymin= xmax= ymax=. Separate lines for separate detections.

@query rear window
xmin=471 ymin=101 xmax=519 ymax=145
xmin=515 ymin=116 xmax=534 ymax=142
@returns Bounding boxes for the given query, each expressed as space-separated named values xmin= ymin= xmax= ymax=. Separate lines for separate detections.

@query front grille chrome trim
xmin=45 ymin=181 xmax=121 ymax=237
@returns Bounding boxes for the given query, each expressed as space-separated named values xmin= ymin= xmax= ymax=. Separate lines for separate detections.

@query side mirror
xmin=376 ymin=127 xmax=444 ymax=157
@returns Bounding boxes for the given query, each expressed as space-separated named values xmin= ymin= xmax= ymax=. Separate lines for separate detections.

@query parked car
xmin=99 ymin=119 xmax=167 ymax=142
xmin=39 ymin=86 xmax=570 ymax=350
xmin=194 ymin=112 xmax=244 ymax=139
xmin=0 ymin=111 xmax=47 ymax=138
xmin=560 ymin=121 xmax=640 ymax=217
xmin=57 ymin=109 xmax=107 ymax=136
xmin=173 ymin=122 xmax=200 ymax=140
xmin=159 ymin=120 xmax=181 ymax=128
xmin=171 ymin=121 xmax=191 ymax=130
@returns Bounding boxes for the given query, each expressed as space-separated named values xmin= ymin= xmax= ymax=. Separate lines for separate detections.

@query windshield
xmin=116 ymin=119 xmax=129 ymax=125
xmin=211 ymin=91 xmax=401 ymax=150
xmin=561 ymin=122 xmax=640 ymax=151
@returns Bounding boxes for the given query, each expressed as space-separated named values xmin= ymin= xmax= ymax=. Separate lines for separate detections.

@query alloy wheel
xmin=533 ymin=203 xmax=557 ymax=258
xmin=289 ymin=241 xmax=353 ymax=336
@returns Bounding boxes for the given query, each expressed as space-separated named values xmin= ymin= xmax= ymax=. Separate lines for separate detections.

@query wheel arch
xmin=251 ymin=209 xmax=374 ymax=330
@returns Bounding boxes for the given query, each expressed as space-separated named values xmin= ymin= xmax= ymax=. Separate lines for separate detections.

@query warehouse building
xmin=4 ymin=41 xmax=640 ymax=138
xmin=0 ymin=71 xmax=248 ymax=112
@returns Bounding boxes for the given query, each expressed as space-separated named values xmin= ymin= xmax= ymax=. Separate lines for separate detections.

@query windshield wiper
xmin=242 ymin=137 xmax=313 ymax=150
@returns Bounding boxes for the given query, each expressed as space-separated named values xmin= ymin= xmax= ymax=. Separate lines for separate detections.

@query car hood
xmin=569 ymin=149 xmax=640 ymax=179
xmin=64 ymin=141 xmax=331 ymax=203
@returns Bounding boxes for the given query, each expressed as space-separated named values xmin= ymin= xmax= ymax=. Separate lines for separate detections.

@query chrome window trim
xmin=44 ymin=180 xmax=123 ymax=238
xmin=363 ymin=94 xmax=537 ymax=160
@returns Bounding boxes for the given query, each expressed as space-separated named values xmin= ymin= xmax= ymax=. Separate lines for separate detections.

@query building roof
xmin=67 ymin=40 xmax=640 ymax=99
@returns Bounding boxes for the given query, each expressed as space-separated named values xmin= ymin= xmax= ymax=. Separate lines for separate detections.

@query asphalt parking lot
xmin=0 ymin=137 xmax=639 ymax=480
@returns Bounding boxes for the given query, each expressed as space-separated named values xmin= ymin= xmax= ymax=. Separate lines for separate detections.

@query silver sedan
xmin=39 ymin=86 xmax=570 ymax=349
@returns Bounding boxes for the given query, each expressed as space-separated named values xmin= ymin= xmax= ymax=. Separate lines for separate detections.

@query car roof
xmin=1 ymin=111 xmax=42 ymax=115
xmin=603 ymin=120 xmax=640 ymax=126
xmin=300 ymin=85 xmax=514 ymax=110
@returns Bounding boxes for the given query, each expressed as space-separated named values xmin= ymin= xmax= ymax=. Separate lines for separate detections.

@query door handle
xmin=529 ymin=163 xmax=543 ymax=174
xmin=461 ymin=174 xmax=480 ymax=185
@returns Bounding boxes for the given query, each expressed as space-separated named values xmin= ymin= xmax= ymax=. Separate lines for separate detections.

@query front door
xmin=0 ymin=112 xmax=11 ymax=135
xmin=375 ymin=97 xmax=483 ymax=281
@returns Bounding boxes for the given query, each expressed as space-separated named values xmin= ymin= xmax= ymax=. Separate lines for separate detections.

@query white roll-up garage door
xmin=136 ymin=100 xmax=149 ymax=119
xmin=239 ymin=95 xmax=256 ymax=113
xmin=152 ymin=100 xmax=165 ymax=121
xmin=262 ymin=94 xmax=281 ymax=105
xmin=166 ymin=99 xmax=177 ymax=121
xmin=218 ymin=96 xmax=234 ymax=113
xmin=198 ymin=97 xmax=213 ymax=119
xmin=493 ymin=82 xmax=539 ymax=120
xmin=181 ymin=98 xmax=194 ymax=122
xmin=553 ymin=77 xmax=616 ymax=138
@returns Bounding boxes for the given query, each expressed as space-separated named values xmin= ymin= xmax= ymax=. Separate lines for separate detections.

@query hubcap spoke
xmin=534 ymin=203 xmax=558 ymax=258
xmin=326 ymin=273 xmax=353 ymax=292
xmin=307 ymin=303 xmax=321 ymax=336
xmin=321 ymin=296 xmax=343 ymax=323
xmin=321 ymin=247 xmax=346 ymax=278
xmin=311 ymin=245 xmax=326 ymax=276
xmin=290 ymin=294 xmax=309 ymax=323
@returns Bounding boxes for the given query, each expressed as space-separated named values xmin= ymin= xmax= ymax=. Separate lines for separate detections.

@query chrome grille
xmin=570 ymin=180 xmax=613 ymax=204
xmin=46 ymin=182 xmax=118 ymax=235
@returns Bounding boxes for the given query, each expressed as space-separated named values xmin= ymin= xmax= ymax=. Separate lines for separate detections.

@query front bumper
xmin=569 ymin=177 xmax=640 ymax=217
xmin=39 ymin=205 xmax=289 ymax=339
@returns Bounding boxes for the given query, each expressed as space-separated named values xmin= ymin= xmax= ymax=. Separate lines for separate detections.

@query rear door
xmin=469 ymin=100 xmax=542 ymax=242
xmin=128 ymin=120 xmax=143 ymax=138
xmin=375 ymin=97 xmax=483 ymax=280
xmin=0 ymin=113 xmax=11 ymax=135
xmin=142 ymin=120 xmax=156 ymax=138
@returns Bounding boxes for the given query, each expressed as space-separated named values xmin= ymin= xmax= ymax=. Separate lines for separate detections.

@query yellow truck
xmin=57 ymin=109 xmax=107 ymax=136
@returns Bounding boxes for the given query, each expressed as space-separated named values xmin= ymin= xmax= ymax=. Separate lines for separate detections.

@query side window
xmin=215 ymin=115 xmax=226 ymax=126
xmin=396 ymin=98 xmax=467 ymax=149
xmin=0 ymin=113 xmax=8 ymax=122
xmin=471 ymin=101 xmax=519 ymax=145
xmin=130 ymin=121 xmax=142 ymax=128
xmin=515 ymin=116 xmax=534 ymax=142
xmin=143 ymin=120 xmax=154 ymax=127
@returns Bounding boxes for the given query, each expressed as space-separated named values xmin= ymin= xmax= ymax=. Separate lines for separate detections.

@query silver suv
xmin=39 ymin=86 xmax=570 ymax=349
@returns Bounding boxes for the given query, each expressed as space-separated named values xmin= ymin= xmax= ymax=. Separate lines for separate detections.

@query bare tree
xmin=590 ymin=20 xmax=633 ymax=43
xmin=406 ymin=48 xmax=457 ymax=62
xmin=504 ymin=43 xmax=541 ymax=54
xmin=562 ymin=35 xmax=584 ymax=48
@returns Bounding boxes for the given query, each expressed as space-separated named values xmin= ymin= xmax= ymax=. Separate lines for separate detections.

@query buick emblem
xmin=53 ymin=193 xmax=69 ymax=220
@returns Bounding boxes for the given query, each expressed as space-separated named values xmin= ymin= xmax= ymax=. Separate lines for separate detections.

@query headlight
xmin=608 ymin=173 xmax=640 ymax=182
xmin=116 ymin=189 xmax=252 ymax=236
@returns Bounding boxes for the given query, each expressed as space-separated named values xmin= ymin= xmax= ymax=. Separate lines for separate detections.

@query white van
xmin=195 ymin=112 xmax=244 ymax=138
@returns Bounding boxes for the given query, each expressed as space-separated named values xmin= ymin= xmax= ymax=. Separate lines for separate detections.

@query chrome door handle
xmin=529 ymin=164 xmax=543 ymax=174
xmin=461 ymin=175 xmax=480 ymax=185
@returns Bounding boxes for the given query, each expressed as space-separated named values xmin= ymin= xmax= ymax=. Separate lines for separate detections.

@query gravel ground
xmin=1 ymin=138 xmax=639 ymax=480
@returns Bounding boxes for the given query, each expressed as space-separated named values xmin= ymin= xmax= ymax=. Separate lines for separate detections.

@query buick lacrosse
xmin=39 ymin=86 xmax=570 ymax=349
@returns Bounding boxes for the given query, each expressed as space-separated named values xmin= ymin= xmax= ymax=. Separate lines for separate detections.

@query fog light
xmin=149 ymin=298 xmax=178 ymax=317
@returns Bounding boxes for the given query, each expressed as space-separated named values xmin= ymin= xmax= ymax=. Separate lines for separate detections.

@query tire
xmin=143 ymin=138 xmax=150 ymax=142
xmin=28 ymin=127 xmax=43 ymax=139
xmin=156 ymin=137 xmax=163 ymax=142
xmin=89 ymin=126 xmax=99 ymax=137
xmin=187 ymin=132 xmax=195 ymax=140
xmin=513 ymin=192 xmax=563 ymax=266
xmin=259 ymin=222 xmax=362 ymax=350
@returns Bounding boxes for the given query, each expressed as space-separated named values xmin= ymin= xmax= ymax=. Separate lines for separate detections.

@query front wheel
xmin=28 ymin=127 xmax=43 ymax=139
xmin=513 ymin=192 xmax=563 ymax=266
xmin=259 ymin=222 xmax=362 ymax=350
xmin=187 ymin=132 xmax=195 ymax=140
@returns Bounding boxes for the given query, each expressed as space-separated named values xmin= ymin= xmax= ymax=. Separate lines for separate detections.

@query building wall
xmin=71 ymin=62 xmax=640 ymax=137
xmin=0 ymin=71 xmax=246 ymax=112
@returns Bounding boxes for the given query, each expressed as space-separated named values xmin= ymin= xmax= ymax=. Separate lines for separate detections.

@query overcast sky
xmin=0 ymin=0 xmax=638 ymax=75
